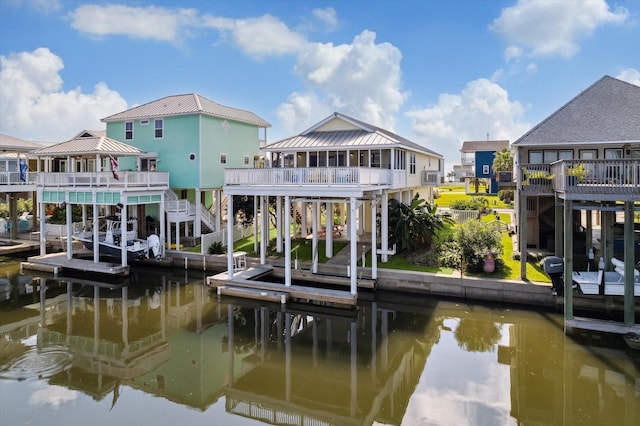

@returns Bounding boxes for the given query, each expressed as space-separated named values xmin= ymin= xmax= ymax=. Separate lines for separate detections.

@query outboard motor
xmin=543 ymin=256 xmax=564 ymax=296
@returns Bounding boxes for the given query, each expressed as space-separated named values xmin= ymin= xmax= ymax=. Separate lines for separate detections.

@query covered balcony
xmin=519 ymin=159 xmax=640 ymax=202
xmin=36 ymin=171 xmax=169 ymax=190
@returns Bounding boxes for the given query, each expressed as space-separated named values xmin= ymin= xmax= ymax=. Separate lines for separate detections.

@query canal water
xmin=0 ymin=256 xmax=638 ymax=426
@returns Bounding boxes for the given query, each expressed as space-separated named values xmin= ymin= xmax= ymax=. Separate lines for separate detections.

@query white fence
xmin=200 ymin=224 xmax=254 ymax=254
xmin=448 ymin=209 xmax=480 ymax=223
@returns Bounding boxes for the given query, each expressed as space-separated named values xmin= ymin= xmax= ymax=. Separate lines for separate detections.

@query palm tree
xmin=446 ymin=171 xmax=455 ymax=182
xmin=492 ymin=148 xmax=513 ymax=181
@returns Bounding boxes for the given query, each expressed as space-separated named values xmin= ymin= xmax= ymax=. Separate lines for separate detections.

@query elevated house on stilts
xmin=220 ymin=112 xmax=443 ymax=304
xmin=512 ymin=75 xmax=640 ymax=332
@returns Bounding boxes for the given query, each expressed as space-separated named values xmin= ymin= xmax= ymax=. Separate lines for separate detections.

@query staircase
xmin=164 ymin=189 xmax=217 ymax=233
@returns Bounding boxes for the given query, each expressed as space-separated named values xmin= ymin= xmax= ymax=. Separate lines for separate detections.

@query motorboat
xmin=73 ymin=216 xmax=161 ymax=261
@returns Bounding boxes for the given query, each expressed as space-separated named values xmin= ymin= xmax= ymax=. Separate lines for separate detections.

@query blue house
xmin=459 ymin=140 xmax=509 ymax=194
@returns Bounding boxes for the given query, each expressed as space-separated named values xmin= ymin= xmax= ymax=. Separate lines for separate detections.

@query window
xmin=482 ymin=164 xmax=490 ymax=175
xmin=543 ymin=150 xmax=558 ymax=163
xmin=559 ymin=150 xmax=573 ymax=160
xmin=604 ymin=148 xmax=623 ymax=159
xmin=579 ymin=149 xmax=597 ymax=160
xmin=154 ymin=119 xmax=163 ymax=139
xmin=409 ymin=153 xmax=416 ymax=174
xmin=359 ymin=152 xmax=368 ymax=167
xmin=141 ymin=158 xmax=157 ymax=171
xmin=528 ymin=150 xmax=543 ymax=164
xmin=370 ymin=150 xmax=381 ymax=168
xmin=309 ymin=152 xmax=318 ymax=167
xmin=140 ymin=120 xmax=149 ymax=125
xmin=243 ymin=155 xmax=250 ymax=165
xmin=220 ymin=154 xmax=227 ymax=165
xmin=125 ymin=121 xmax=133 ymax=140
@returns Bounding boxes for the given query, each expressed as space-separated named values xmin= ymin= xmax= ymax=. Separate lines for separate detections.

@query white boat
xmin=73 ymin=216 xmax=161 ymax=261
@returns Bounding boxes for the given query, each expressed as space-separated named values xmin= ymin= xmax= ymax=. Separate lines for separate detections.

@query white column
xmin=371 ymin=197 xmax=377 ymax=279
xmin=260 ymin=196 xmax=267 ymax=265
xmin=215 ymin=189 xmax=221 ymax=232
xmin=227 ymin=195 xmax=234 ymax=279
xmin=121 ymin=202 xmax=128 ymax=267
xmin=326 ymin=202 xmax=333 ymax=259
xmin=66 ymin=197 xmax=72 ymax=259
xmin=93 ymin=200 xmax=99 ymax=263
xmin=381 ymin=192 xmax=389 ymax=263
xmin=159 ymin=193 xmax=166 ymax=257
xmin=276 ymin=195 xmax=282 ymax=253
xmin=301 ymin=201 xmax=308 ymax=237
xmin=349 ymin=197 xmax=357 ymax=295
xmin=38 ymin=190 xmax=46 ymax=255
xmin=195 ymin=188 xmax=202 ymax=238
xmin=284 ymin=195 xmax=291 ymax=287
xmin=175 ymin=220 xmax=180 ymax=251
xmin=312 ymin=202 xmax=318 ymax=273
xmin=253 ymin=195 xmax=259 ymax=253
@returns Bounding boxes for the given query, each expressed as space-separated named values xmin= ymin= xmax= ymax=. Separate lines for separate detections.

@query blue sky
xmin=1 ymin=0 xmax=638 ymax=173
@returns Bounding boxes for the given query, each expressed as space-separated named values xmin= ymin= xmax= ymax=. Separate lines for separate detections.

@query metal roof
xmin=30 ymin=133 xmax=145 ymax=157
xmin=264 ymin=112 xmax=443 ymax=158
xmin=460 ymin=140 xmax=509 ymax=153
xmin=101 ymin=93 xmax=271 ymax=128
xmin=0 ymin=134 xmax=43 ymax=152
xmin=513 ymin=76 xmax=640 ymax=146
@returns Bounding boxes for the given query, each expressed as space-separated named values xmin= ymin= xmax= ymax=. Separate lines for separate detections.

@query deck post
xmin=159 ymin=192 xmax=166 ymax=257
xmin=38 ymin=189 xmax=46 ymax=255
xmin=371 ymin=196 xmax=377 ymax=280
xmin=326 ymin=202 xmax=333 ymax=259
xmin=312 ymin=202 xmax=318 ymax=274
xmin=227 ymin=195 xmax=234 ymax=279
xmin=260 ymin=195 xmax=267 ymax=265
xmin=563 ymin=199 xmax=574 ymax=323
xmin=519 ymin=193 xmax=527 ymax=279
xmin=276 ymin=195 xmax=282 ymax=253
xmin=93 ymin=200 xmax=99 ymax=263
xmin=350 ymin=196 xmax=357 ymax=295
xmin=284 ymin=195 xmax=291 ymax=287
xmin=381 ymin=192 xmax=388 ymax=263
xmin=623 ymin=201 xmax=635 ymax=326
xmin=66 ymin=195 xmax=72 ymax=259
xmin=121 ymin=201 xmax=128 ymax=267
xmin=554 ymin=194 xmax=563 ymax=257
xmin=195 ymin=188 xmax=201 ymax=238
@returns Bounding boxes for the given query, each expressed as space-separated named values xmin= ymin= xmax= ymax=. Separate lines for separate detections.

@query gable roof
xmin=101 ymin=93 xmax=271 ymax=128
xmin=264 ymin=112 xmax=443 ymax=158
xmin=0 ymin=134 xmax=43 ymax=152
xmin=460 ymin=140 xmax=509 ymax=153
xmin=513 ymin=75 xmax=640 ymax=147
xmin=30 ymin=131 xmax=145 ymax=157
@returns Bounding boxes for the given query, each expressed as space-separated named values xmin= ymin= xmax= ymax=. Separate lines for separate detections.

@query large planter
xmin=497 ymin=171 xmax=512 ymax=182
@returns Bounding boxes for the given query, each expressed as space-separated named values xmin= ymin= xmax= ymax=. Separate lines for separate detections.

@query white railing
xmin=200 ymin=224 xmax=254 ymax=254
xmin=200 ymin=204 xmax=216 ymax=231
xmin=36 ymin=171 xmax=169 ymax=188
xmin=224 ymin=167 xmax=395 ymax=187
xmin=551 ymin=159 xmax=640 ymax=196
xmin=448 ymin=209 xmax=480 ymax=223
xmin=0 ymin=171 xmax=37 ymax=185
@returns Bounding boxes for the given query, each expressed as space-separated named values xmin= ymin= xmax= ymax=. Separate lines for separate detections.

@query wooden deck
xmin=207 ymin=266 xmax=358 ymax=306
xmin=22 ymin=252 xmax=129 ymax=276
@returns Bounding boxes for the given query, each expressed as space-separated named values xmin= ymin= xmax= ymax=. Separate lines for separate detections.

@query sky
xmin=1 ymin=0 xmax=639 ymax=173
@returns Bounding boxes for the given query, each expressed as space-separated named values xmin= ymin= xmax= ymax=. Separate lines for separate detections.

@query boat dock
xmin=21 ymin=251 xmax=130 ymax=276
xmin=206 ymin=266 xmax=358 ymax=307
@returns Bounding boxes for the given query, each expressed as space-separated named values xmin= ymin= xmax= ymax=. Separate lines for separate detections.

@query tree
xmin=387 ymin=193 xmax=447 ymax=253
xmin=446 ymin=171 xmax=455 ymax=182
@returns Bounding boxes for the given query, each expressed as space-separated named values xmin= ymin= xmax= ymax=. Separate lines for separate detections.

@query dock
xmin=21 ymin=252 xmax=129 ymax=276
xmin=0 ymin=239 xmax=46 ymax=256
xmin=206 ymin=266 xmax=358 ymax=307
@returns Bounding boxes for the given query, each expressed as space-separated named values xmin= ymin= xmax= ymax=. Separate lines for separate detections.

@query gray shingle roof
xmin=264 ymin=112 xmax=443 ymax=158
xmin=101 ymin=94 xmax=271 ymax=128
xmin=513 ymin=75 xmax=640 ymax=146
xmin=30 ymin=132 xmax=145 ymax=157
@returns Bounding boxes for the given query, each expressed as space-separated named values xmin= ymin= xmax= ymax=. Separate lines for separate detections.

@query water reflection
xmin=0 ymin=261 xmax=638 ymax=425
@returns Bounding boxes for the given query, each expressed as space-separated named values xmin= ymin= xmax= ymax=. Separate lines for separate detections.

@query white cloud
xmin=313 ymin=7 xmax=338 ymax=31
xmin=490 ymin=0 xmax=628 ymax=58
xmin=278 ymin=30 xmax=408 ymax=133
xmin=29 ymin=382 xmax=78 ymax=409
xmin=0 ymin=48 xmax=127 ymax=141
xmin=69 ymin=4 xmax=199 ymax=43
xmin=617 ymin=68 xmax=640 ymax=86
xmin=406 ymin=79 xmax=530 ymax=169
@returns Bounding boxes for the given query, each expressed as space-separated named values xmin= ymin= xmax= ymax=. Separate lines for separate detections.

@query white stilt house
xmin=223 ymin=112 xmax=443 ymax=297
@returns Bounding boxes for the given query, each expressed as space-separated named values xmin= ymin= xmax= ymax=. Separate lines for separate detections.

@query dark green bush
xmin=454 ymin=219 xmax=504 ymax=273
xmin=208 ymin=241 xmax=226 ymax=255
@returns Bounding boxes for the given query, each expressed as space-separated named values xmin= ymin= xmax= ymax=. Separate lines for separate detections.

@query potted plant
xmin=522 ymin=168 xmax=555 ymax=185
xmin=566 ymin=163 xmax=589 ymax=186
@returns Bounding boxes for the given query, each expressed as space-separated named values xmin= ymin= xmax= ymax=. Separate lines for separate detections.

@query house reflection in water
xmin=1 ymin=270 xmax=638 ymax=424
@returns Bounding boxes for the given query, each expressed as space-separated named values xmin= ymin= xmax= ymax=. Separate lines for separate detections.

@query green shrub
xmin=455 ymin=219 xmax=504 ymax=273
xmin=497 ymin=190 xmax=513 ymax=204
xmin=208 ymin=241 xmax=226 ymax=255
xmin=437 ymin=240 xmax=462 ymax=269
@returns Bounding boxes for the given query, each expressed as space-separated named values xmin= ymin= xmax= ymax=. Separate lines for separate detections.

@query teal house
xmin=102 ymin=94 xmax=270 ymax=247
